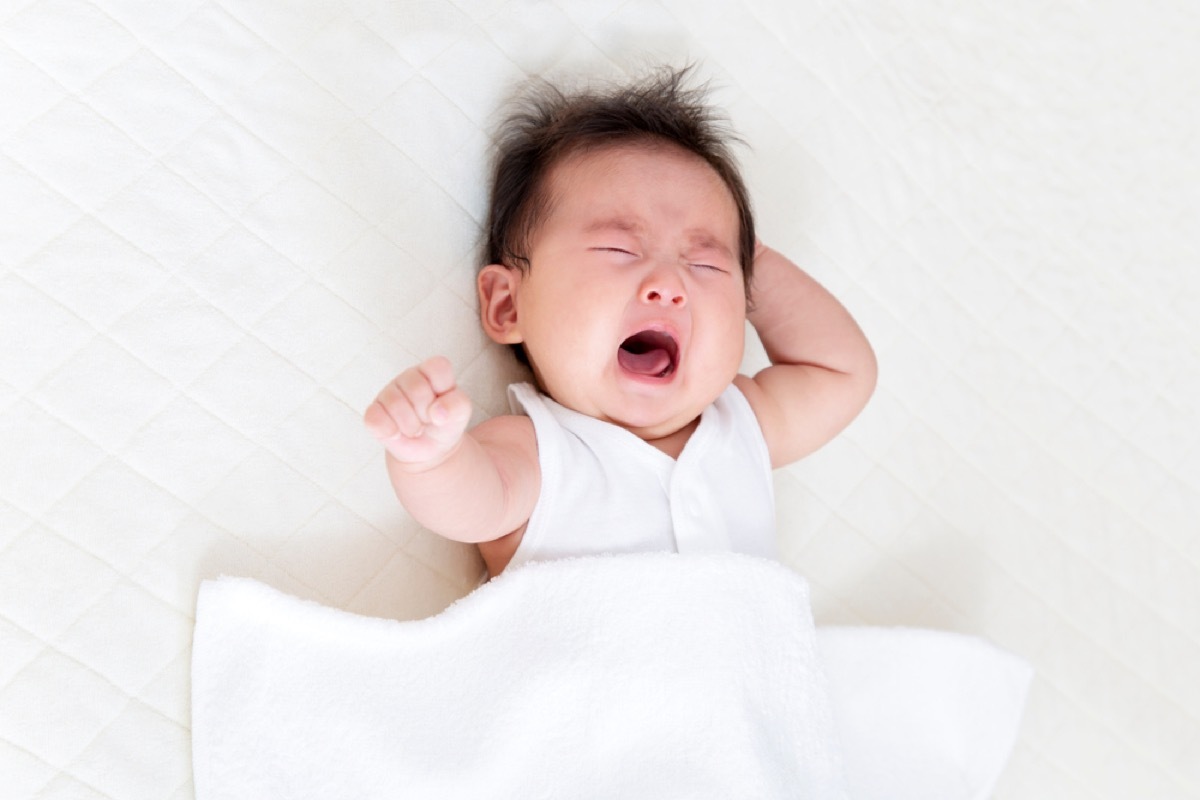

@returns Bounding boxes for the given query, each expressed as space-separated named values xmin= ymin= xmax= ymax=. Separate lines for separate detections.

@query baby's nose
xmin=640 ymin=273 xmax=687 ymax=307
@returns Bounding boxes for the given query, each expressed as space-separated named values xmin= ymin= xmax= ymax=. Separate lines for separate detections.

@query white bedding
xmin=192 ymin=554 xmax=1030 ymax=800
xmin=2 ymin=1 xmax=1198 ymax=798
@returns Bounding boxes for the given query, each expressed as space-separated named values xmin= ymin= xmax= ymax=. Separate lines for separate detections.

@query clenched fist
xmin=363 ymin=356 xmax=473 ymax=470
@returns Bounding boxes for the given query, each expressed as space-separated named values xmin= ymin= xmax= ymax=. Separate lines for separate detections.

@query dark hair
xmin=484 ymin=63 xmax=756 ymax=291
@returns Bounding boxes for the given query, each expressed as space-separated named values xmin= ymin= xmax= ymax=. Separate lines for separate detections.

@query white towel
xmin=191 ymin=553 xmax=1030 ymax=799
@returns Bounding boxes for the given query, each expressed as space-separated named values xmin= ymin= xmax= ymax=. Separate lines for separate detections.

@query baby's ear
xmin=477 ymin=264 xmax=524 ymax=344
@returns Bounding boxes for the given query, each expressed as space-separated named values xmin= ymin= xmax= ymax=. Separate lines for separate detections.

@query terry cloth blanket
xmin=192 ymin=554 xmax=1031 ymax=800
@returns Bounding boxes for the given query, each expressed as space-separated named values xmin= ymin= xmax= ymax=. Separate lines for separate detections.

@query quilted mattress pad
xmin=1 ymin=1 xmax=1198 ymax=798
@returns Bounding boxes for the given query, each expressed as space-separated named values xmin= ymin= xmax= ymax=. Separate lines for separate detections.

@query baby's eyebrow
xmin=583 ymin=216 xmax=643 ymax=236
xmin=684 ymin=231 xmax=735 ymax=259
xmin=582 ymin=218 xmax=735 ymax=261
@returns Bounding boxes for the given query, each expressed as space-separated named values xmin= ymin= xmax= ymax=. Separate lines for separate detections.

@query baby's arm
xmin=733 ymin=243 xmax=878 ymax=468
xmin=363 ymin=357 xmax=539 ymax=543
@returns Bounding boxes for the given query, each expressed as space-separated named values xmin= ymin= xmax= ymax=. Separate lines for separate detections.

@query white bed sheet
xmin=1 ymin=1 xmax=1198 ymax=797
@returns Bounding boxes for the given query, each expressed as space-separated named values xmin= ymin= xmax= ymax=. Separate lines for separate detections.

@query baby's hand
xmin=363 ymin=356 xmax=473 ymax=470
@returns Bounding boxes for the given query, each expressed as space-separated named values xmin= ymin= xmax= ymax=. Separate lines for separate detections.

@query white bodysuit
xmin=506 ymin=382 xmax=777 ymax=570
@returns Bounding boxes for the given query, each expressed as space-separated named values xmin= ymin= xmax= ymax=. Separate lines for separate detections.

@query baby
xmin=364 ymin=68 xmax=877 ymax=578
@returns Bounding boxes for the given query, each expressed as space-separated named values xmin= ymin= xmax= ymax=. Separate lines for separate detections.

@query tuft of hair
xmin=484 ymin=65 xmax=756 ymax=287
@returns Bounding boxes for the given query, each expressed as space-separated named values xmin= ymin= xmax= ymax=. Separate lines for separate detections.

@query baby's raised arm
xmin=364 ymin=357 xmax=539 ymax=544
xmin=734 ymin=244 xmax=878 ymax=468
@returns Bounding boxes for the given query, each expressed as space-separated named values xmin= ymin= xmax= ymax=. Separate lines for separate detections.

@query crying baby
xmin=363 ymin=66 xmax=877 ymax=579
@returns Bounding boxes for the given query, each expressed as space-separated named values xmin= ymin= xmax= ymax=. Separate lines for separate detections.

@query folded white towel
xmin=191 ymin=553 xmax=1031 ymax=799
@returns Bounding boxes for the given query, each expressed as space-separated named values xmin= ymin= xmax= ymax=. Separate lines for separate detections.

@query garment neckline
xmin=518 ymin=383 xmax=722 ymax=465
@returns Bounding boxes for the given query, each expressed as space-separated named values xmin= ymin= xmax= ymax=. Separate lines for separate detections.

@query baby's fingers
xmin=364 ymin=382 xmax=426 ymax=440
xmin=418 ymin=355 xmax=457 ymax=396
xmin=392 ymin=366 xmax=444 ymax=427
xmin=362 ymin=357 xmax=470 ymax=464
xmin=424 ymin=386 xmax=472 ymax=439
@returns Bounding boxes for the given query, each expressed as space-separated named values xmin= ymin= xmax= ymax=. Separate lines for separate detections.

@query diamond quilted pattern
xmin=16 ymin=217 xmax=170 ymax=328
xmin=0 ymin=275 xmax=93 ymax=391
xmin=68 ymin=702 xmax=191 ymax=798
xmin=2 ymin=0 xmax=1199 ymax=798
xmin=162 ymin=116 xmax=295 ymax=216
xmin=1 ymin=160 xmax=80 ymax=266
xmin=119 ymin=397 xmax=255 ymax=504
xmin=106 ymin=279 xmax=244 ymax=387
xmin=44 ymin=459 xmax=190 ymax=573
xmin=87 ymin=50 xmax=216 ymax=155
xmin=3 ymin=0 xmax=139 ymax=91
xmin=33 ymin=338 xmax=176 ymax=451
xmin=55 ymin=581 xmax=191 ymax=697
xmin=6 ymin=98 xmax=150 ymax=212
xmin=0 ymin=649 xmax=128 ymax=769
xmin=96 ymin=165 xmax=232 ymax=266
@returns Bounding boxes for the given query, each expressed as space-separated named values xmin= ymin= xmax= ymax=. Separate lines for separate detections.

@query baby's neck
xmin=639 ymin=416 xmax=700 ymax=460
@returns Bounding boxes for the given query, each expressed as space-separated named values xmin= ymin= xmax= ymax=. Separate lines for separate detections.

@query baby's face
xmin=500 ymin=141 xmax=747 ymax=441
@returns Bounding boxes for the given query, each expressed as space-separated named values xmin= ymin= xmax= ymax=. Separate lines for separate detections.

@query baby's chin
xmin=539 ymin=384 xmax=690 ymax=434
xmin=597 ymin=394 xmax=712 ymax=439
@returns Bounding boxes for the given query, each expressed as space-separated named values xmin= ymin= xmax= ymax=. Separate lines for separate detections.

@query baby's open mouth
xmin=617 ymin=330 xmax=678 ymax=378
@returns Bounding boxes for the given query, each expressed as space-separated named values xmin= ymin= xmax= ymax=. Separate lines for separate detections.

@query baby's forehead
xmin=542 ymin=141 xmax=739 ymax=229
xmin=551 ymin=139 xmax=712 ymax=182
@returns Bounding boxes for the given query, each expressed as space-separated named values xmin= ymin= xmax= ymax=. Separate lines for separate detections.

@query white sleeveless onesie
xmin=506 ymin=382 xmax=777 ymax=570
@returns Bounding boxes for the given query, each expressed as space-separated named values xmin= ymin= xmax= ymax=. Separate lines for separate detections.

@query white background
xmin=1 ymin=0 xmax=1197 ymax=797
